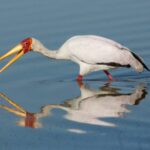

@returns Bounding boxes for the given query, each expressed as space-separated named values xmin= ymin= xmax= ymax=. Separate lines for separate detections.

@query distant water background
xmin=0 ymin=0 xmax=150 ymax=150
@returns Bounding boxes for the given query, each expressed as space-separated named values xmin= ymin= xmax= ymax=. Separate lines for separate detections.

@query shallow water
xmin=0 ymin=0 xmax=150 ymax=150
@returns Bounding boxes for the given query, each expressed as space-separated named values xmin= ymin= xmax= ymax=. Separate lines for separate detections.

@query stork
xmin=0 ymin=35 xmax=149 ymax=80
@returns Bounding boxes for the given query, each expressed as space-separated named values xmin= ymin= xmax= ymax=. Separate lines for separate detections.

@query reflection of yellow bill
xmin=0 ymin=93 xmax=26 ymax=117
xmin=0 ymin=105 xmax=25 ymax=117
xmin=0 ymin=92 xmax=42 ymax=128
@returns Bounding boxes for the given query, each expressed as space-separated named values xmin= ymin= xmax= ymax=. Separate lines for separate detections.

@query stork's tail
xmin=131 ymin=52 xmax=150 ymax=72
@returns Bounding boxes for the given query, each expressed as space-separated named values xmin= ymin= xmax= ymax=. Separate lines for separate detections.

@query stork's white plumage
xmin=0 ymin=35 xmax=149 ymax=80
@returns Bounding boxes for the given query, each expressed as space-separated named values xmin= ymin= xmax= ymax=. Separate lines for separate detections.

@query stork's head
xmin=0 ymin=38 xmax=35 ymax=73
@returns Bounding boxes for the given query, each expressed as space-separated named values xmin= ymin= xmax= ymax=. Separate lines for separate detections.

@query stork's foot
xmin=76 ymin=75 xmax=83 ymax=87
xmin=103 ymin=70 xmax=113 ymax=81
xmin=76 ymin=75 xmax=83 ymax=81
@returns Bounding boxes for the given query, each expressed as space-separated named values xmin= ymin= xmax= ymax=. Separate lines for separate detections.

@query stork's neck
xmin=37 ymin=47 xmax=58 ymax=59
xmin=32 ymin=38 xmax=58 ymax=59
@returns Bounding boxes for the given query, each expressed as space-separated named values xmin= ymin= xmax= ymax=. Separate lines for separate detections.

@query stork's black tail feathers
xmin=131 ymin=52 xmax=150 ymax=71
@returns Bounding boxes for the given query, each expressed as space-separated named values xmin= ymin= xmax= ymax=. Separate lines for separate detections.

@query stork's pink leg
xmin=76 ymin=75 xmax=83 ymax=87
xmin=77 ymin=75 xmax=83 ymax=81
xmin=103 ymin=70 xmax=113 ymax=81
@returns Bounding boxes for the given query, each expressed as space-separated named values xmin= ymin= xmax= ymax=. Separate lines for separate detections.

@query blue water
xmin=0 ymin=0 xmax=150 ymax=150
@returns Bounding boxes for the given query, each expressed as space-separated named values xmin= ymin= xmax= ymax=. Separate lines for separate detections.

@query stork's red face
xmin=21 ymin=38 xmax=32 ymax=54
xmin=0 ymin=38 xmax=32 ymax=73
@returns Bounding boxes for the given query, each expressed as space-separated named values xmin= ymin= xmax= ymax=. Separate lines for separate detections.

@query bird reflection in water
xmin=0 ymin=82 xmax=147 ymax=129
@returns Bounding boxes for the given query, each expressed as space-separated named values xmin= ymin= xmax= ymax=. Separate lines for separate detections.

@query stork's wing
xmin=68 ymin=35 xmax=131 ymax=67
